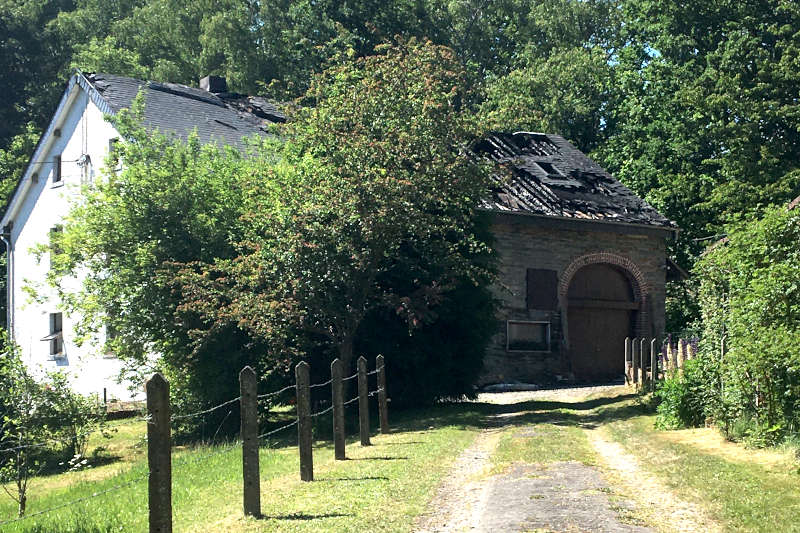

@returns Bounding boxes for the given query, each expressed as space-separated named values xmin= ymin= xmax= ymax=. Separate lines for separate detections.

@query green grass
xmin=0 ymin=405 xmax=485 ymax=532
xmin=604 ymin=412 xmax=800 ymax=533
xmin=6 ymin=388 xmax=800 ymax=532
xmin=491 ymin=418 xmax=596 ymax=471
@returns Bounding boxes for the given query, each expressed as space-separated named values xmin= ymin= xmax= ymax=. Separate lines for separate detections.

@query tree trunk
xmin=18 ymin=487 xmax=26 ymax=517
xmin=338 ymin=335 xmax=356 ymax=399
xmin=338 ymin=335 xmax=355 ymax=372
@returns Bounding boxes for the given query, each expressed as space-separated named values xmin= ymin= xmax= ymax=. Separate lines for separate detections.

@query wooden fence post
xmin=146 ymin=373 xmax=172 ymax=533
xmin=639 ymin=338 xmax=647 ymax=386
xmin=239 ymin=366 xmax=260 ymax=517
xmin=376 ymin=355 xmax=389 ymax=434
xmin=358 ymin=356 xmax=370 ymax=446
xmin=686 ymin=341 xmax=696 ymax=360
xmin=632 ymin=338 xmax=639 ymax=387
xmin=670 ymin=341 xmax=678 ymax=372
xmin=720 ymin=335 xmax=726 ymax=395
xmin=295 ymin=361 xmax=313 ymax=481
xmin=624 ymin=337 xmax=631 ymax=385
xmin=331 ymin=358 xmax=346 ymax=460
xmin=650 ymin=338 xmax=657 ymax=391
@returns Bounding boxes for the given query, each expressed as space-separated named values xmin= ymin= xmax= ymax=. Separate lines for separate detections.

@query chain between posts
xmin=171 ymin=396 xmax=241 ymax=421
xmin=257 ymin=383 xmax=296 ymax=399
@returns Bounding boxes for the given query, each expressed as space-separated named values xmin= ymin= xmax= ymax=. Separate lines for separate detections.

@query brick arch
xmin=559 ymin=251 xmax=651 ymax=342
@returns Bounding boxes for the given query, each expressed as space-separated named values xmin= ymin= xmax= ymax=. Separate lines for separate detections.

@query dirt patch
xmin=586 ymin=428 xmax=723 ymax=533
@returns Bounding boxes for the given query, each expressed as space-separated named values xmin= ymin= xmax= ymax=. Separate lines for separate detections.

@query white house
xmin=0 ymin=71 xmax=283 ymax=401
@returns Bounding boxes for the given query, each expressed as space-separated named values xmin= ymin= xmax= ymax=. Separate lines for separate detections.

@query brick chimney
xmin=200 ymin=75 xmax=227 ymax=94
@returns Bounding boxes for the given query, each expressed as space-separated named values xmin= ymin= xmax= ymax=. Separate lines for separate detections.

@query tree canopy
xmin=2 ymin=0 xmax=800 ymax=332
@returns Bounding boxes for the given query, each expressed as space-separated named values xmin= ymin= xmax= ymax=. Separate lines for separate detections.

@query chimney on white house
xmin=200 ymin=75 xmax=227 ymax=94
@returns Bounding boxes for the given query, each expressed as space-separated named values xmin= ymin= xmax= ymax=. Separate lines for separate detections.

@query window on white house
xmin=109 ymin=138 xmax=121 ymax=170
xmin=40 ymin=312 xmax=63 ymax=356
xmin=103 ymin=321 xmax=119 ymax=359
xmin=53 ymin=155 xmax=62 ymax=183
xmin=507 ymin=320 xmax=551 ymax=352
xmin=49 ymin=225 xmax=63 ymax=272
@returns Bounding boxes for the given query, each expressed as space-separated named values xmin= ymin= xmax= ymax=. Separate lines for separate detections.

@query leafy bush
xmin=655 ymin=357 xmax=719 ymax=429
xmin=356 ymin=279 xmax=497 ymax=408
xmin=0 ymin=331 xmax=108 ymax=517
xmin=684 ymin=205 xmax=800 ymax=445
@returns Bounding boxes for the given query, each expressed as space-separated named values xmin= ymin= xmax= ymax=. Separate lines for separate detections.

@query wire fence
xmin=0 ymin=471 xmax=149 ymax=527
xmin=0 ymin=356 xmax=390 ymax=530
xmin=0 ymin=414 xmax=150 ymax=455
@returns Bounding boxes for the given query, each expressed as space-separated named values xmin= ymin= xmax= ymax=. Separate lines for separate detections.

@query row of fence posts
xmin=624 ymin=336 xmax=698 ymax=391
xmin=145 ymin=355 xmax=389 ymax=532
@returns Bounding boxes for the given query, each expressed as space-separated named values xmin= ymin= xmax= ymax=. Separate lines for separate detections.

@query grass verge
xmin=0 ymin=404 xmax=483 ymax=532
xmin=602 ymin=396 xmax=800 ymax=533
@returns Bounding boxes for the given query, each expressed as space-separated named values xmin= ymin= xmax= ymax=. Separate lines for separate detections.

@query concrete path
xmin=414 ymin=385 xmax=706 ymax=533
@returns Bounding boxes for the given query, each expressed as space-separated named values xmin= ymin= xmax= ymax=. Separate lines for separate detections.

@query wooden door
xmin=567 ymin=264 xmax=636 ymax=381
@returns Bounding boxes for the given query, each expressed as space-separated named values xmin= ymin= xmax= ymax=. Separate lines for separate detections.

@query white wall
xmin=9 ymin=88 xmax=141 ymax=402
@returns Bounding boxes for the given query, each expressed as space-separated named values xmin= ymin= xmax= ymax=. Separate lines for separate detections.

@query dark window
xmin=526 ymin=268 xmax=559 ymax=310
xmin=49 ymin=225 xmax=63 ymax=271
xmin=109 ymin=138 xmax=120 ymax=168
xmin=53 ymin=155 xmax=62 ymax=183
xmin=507 ymin=321 xmax=550 ymax=352
xmin=41 ymin=312 xmax=63 ymax=356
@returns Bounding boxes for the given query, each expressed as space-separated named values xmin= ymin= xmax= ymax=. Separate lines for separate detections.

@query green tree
xmin=482 ymin=46 xmax=616 ymax=153
xmin=599 ymin=0 xmax=800 ymax=259
xmin=50 ymin=95 xmax=262 ymax=421
xmin=176 ymin=40 xmax=497 ymax=376
xmin=693 ymin=205 xmax=800 ymax=442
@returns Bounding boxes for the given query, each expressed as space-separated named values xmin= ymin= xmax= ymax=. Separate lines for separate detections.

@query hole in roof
xmin=535 ymin=161 xmax=563 ymax=177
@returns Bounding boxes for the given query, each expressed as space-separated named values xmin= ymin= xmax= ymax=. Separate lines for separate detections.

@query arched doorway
xmin=566 ymin=263 xmax=637 ymax=381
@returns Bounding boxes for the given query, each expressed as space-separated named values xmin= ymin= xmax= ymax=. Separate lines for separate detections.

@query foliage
xmin=481 ymin=46 xmax=616 ymax=153
xmin=175 ymin=39 xmax=497 ymax=386
xmin=0 ymin=330 xmax=106 ymax=517
xmin=598 ymin=0 xmax=800 ymax=266
xmin=356 ymin=268 xmax=498 ymax=408
xmin=49 ymin=94 xmax=267 ymax=430
xmin=655 ymin=356 xmax=718 ymax=430
xmin=659 ymin=206 xmax=800 ymax=445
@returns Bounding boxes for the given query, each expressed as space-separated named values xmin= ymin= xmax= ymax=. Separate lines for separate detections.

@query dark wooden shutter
xmin=53 ymin=155 xmax=61 ymax=183
xmin=526 ymin=269 xmax=558 ymax=310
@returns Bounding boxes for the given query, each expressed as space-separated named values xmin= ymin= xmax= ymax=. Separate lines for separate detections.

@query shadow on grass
xmin=345 ymin=456 xmax=408 ymax=461
xmin=387 ymin=388 xmax=646 ymax=435
xmin=261 ymin=512 xmax=353 ymax=521
xmin=35 ymin=452 xmax=126 ymax=478
xmin=315 ymin=476 xmax=389 ymax=481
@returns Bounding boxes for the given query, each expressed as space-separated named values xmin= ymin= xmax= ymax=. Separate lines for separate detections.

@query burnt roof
xmin=87 ymin=73 xmax=285 ymax=150
xmin=473 ymin=132 xmax=675 ymax=229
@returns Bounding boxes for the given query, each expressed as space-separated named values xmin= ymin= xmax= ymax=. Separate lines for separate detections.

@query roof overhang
xmin=481 ymin=207 xmax=680 ymax=239
xmin=1 ymin=70 xmax=113 ymax=229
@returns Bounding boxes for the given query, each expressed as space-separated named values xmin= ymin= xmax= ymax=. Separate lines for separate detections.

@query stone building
xmin=473 ymin=132 xmax=678 ymax=384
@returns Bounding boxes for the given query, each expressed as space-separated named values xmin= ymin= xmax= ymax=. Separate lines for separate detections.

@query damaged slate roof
xmin=473 ymin=132 xmax=676 ymax=228
xmin=86 ymin=73 xmax=284 ymax=150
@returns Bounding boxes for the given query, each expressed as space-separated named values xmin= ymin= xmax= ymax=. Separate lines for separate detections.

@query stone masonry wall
xmin=480 ymin=213 xmax=669 ymax=386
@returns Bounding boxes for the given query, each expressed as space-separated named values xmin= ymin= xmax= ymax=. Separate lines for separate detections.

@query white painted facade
xmin=1 ymin=75 xmax=138 ymax=401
